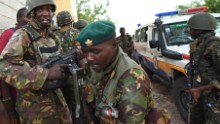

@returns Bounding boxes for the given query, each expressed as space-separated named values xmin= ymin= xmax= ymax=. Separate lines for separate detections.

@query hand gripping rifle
xmin=39 ymin=50 xmax=79 ymax=91
xmin=186 ymin=53 xmax=194 ymax=124
xmin=40 ymin=50 xmax=83 ymax=124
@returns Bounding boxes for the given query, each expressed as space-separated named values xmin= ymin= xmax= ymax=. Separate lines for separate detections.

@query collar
xmin=102 ymin=47 xmax=121 ymax=75
xmin=29 ymin=19 xmax=41 ymax=30
xmin=197 ymin=32 xmax=215 ymax=41
xmin=195 ymin=32 xmax=215 ymax=46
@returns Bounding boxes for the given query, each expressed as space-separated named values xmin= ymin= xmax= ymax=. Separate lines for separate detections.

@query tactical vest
xmin=93 ymin=48 xmax=144 ymax=116
xmin=22 ymin=25 xmax=60 ymax=65
xmin=22 ymin=25 xmax=64 ymax=92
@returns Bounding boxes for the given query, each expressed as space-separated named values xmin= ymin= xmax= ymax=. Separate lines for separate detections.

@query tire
xmin=172 ymin=77 xmax=189 ymax=122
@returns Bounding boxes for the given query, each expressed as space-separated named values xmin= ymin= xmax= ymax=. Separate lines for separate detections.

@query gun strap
xmin=0 ymin=80 xmax=11 ymax=102
xmin=0 ymin=100 xmax=11 ymax=124
xmin=22 ymin=25 xmax=41 ymax=41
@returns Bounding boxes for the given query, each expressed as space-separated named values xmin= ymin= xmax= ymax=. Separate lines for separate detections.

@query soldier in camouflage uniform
xmin=188 ymin=12 xmax=220 ymax=124
xmin=117 ymin=27 xmax=134 ymax=57
xmin=56 ymin=11 xmax=79 ymax=52
xmin=0 ymin=0 xmax=72 ymax=123
xmin=56 ymin=10 xmax=81 ymax=122
xmin=76 ymin=21 xmax=170 ymax=124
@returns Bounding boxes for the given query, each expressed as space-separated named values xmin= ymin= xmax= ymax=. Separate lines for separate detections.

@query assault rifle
xmin=40 ymin=50 xmax=83 ymax=124
xmin=38 ymin=50 xmax=79 ymax=91
xmin=186 ymin=53 xmax=194 ymax=124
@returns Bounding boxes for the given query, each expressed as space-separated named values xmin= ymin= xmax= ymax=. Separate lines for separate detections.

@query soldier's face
xmin=188 ymin=28 xmax=201 ymax=39
xmin=82 ymin=39 xmax=118 ymax=72
xmin=34 ymin=5 xmax=52 ymax=28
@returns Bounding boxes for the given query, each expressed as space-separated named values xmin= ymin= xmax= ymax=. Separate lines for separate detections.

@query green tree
xmin=176 ymin=0 xmax=220 ymax=13
xmin=204 ymin=0 xmax=220 ymax=13
xmin=76 ymin=0 xmax=112 ymax=23
xmin=176 ymin=0 xmax=203 ymax=10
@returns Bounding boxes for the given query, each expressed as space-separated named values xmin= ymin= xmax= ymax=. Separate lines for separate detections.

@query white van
xmin=132 ymin=6 xmax=220 ymax=122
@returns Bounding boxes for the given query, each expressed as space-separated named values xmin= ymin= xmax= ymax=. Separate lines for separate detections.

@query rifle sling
xmin=0 ymin=80 xmax=11 ymax=102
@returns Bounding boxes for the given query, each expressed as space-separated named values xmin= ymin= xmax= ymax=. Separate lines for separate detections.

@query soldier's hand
xmin=187 ymin=87 xmax=201 ymax=103
xmin=46 ymin=64 xmax=70 ymax=80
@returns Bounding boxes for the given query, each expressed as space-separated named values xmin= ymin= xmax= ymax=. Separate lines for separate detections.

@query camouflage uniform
xmin=83 ymin=48 xmax=170 ymax=124
xmin=117 ymin=34 xmax=134 ymax=57
xmin=190 ymin=32 xmax=220 ymax=124
xmin=56 ymin=28 xmax=79 ymax=52
xmin=0 ymin=17 xmax=72 ymax=123
xmin=56 ymin=10 xmax=79 ymax=51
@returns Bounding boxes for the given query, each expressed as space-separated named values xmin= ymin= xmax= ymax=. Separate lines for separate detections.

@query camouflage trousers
xmin=190 ymin=94 xmax=220 ymax=124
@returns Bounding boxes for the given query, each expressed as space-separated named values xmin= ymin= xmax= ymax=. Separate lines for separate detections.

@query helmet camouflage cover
xmin=25 ymin=0 xmax=56 ymax=15
xmin=187 ymin=12 xmax=217 ymax=30
xmin=57 ymin=11 xmax=73 ymax=27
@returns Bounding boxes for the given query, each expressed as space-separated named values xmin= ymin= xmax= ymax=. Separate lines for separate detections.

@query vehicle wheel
xmin=172 ymin=77 xmax=189 ymax=122
xmin=139 ymin=59 xmax=153 ymax=79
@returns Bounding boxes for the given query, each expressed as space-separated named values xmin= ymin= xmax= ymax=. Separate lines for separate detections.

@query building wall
xmin=55 ymin=0 xmax=78 ymax=21
xmin=0 ymin=0 xmax=77 ymax=34
xmin=0 ymin=0 xmax=26 ymax=34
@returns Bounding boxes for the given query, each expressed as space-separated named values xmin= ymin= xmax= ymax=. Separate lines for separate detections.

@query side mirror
xmin=149 ymin=40 xmax=159 ymax=48
xmin=162 ymin=49 xmax=183 ymax=60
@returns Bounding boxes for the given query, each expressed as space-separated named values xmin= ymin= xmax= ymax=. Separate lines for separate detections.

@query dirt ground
xmin=151 ymin=77 xmax=186 ymax=124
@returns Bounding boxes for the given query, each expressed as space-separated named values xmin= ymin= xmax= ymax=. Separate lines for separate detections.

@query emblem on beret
xmin=85 ymin=39 xmax=93 ymax=46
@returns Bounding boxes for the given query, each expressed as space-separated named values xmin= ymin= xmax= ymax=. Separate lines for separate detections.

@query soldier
xmin=74 ymin=19 xmax=89 ymax=31
xmin=0 ymin=0 xmax=72 ymax=123
xmin=0 ymin=7 xmax=30 ymax=54
xmin=56 ymin=10 xmax=82 ymax=122
xmin=187 ymin=12 xmax=220 ymax=124
xmin=117 ymin=27 xmax=134 ymax=57
xmin=56 ymin=10 xmax=79 ymax=52
xmin=76 ymin=21 xmax=170 ymax=124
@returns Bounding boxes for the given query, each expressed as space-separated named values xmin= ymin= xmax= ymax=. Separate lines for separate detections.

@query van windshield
xmin=164 ymin=17 xmax=220 ymax=46
xmin=164 ymin=21 xmax=192 ymax=46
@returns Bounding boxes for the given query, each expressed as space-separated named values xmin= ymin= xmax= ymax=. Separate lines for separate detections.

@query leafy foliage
xmin=76 ymin=0 xmax=112 ymax=23
xmin=176 ymin=0 xmax=203 ymax=10
xmin=176 ymin=0 xmax=220 ymax=13
xmin=204 ymin=0 xmax=220 ymax=13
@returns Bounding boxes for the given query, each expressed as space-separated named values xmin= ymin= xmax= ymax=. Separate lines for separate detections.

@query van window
xmin=135 ymin=29 xmax=141 ymax=42
xmin=140 ymin=27 xmax=148 ymax=42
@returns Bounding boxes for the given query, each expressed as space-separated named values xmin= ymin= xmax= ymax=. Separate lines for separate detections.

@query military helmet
xmin=56 ymin=11 xmax=73 ymax=27
xmin=74 ymin=19 xmax=89 ymax=30
xmin=25 ymin=0 xmax=56 ymax=15
xmin=187 ymin=12 xmax=217 ymax=30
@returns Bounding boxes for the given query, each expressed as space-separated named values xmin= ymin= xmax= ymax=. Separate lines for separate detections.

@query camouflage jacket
xmin=0 ymin=20 xmax=71 ymax=123
xmin=190 ymin=32 xmax=220 ymax=90
xmin=56 ymin=27 xmax=79 ymax=52
xmin=83 ymin=48 xmax=154 ymax=124
xmin=117 ymin=34 xmax=134 ymax=56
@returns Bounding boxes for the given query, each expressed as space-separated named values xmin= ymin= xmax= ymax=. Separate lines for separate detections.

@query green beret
xmin=76 ymin=21 xmax=116 ymax=47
